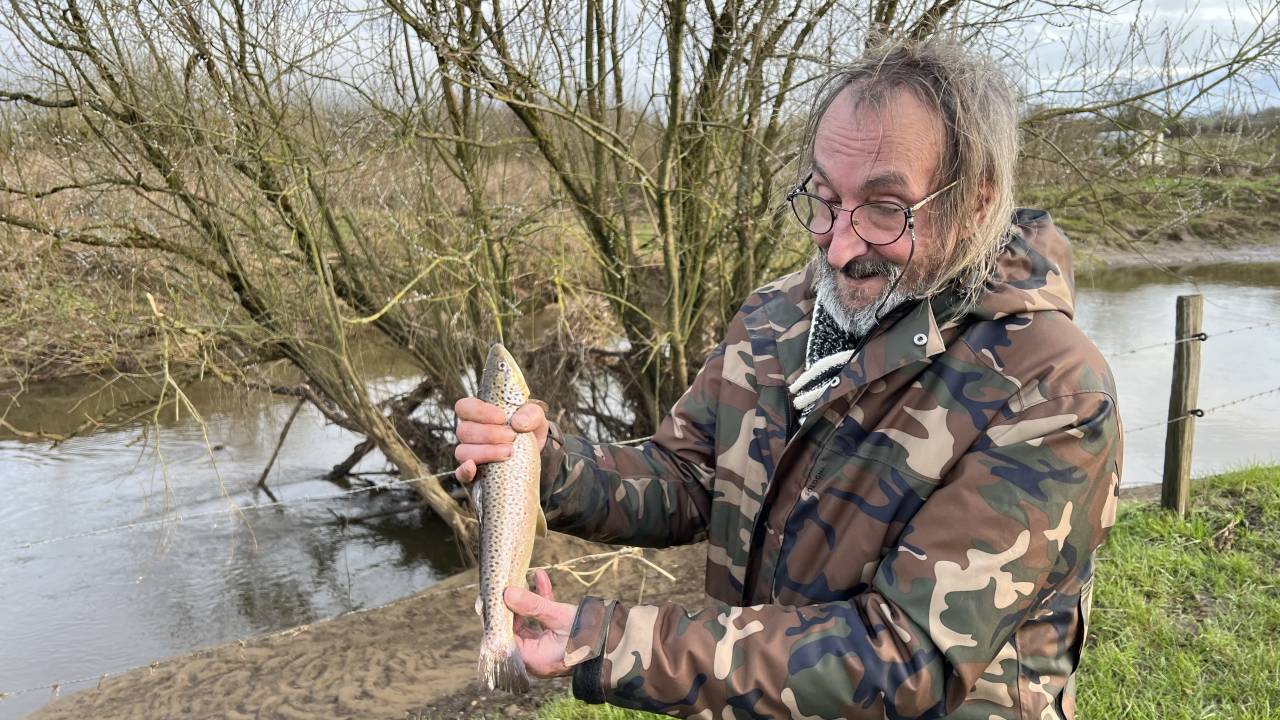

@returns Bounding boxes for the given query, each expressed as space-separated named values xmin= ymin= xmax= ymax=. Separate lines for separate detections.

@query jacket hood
xmin=965 ymin=208 xmax=1076 ymax=322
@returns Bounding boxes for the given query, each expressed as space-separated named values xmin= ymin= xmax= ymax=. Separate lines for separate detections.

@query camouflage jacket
xmin=539 ymin=209 xmax=1123 ymax=719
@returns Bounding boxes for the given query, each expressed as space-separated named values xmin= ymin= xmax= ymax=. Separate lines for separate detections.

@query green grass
xmin=530 ymin=466 xmax=1280 ymax=720
xmin=535 ymin=698 xmax=661 ymax=719
xmin=1078 ymin=465 xmax=1280 ymax=719
xmin=1018 ymin=174 xmax=1280 ymax=250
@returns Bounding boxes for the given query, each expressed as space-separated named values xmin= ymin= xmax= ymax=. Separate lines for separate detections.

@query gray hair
xmin=800 ymin=36 xmax=1020 ymax=309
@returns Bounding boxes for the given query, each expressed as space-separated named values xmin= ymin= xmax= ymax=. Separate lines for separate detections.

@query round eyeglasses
xmin=786 ymin=174 xmax=957 ymax=244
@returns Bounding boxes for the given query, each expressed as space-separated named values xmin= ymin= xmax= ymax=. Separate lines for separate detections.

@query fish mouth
xmin=481 ymin=342 xmax=530 ymax=403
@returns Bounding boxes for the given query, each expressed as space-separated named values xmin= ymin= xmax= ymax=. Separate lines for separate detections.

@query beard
xmin=810 ymin=247 xmax=918 ymax=337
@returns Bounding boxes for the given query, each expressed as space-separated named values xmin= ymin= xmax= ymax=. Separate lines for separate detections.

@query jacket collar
xmin=741 ymin=266 xmax=946 ymax=395
xmin=741 ymin=208 xmax=1073 ymax=397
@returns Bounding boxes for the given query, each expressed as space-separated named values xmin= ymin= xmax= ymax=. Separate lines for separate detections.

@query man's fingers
xmin=454 ymin=397 xmax=507 ymax=425
xmin=454 ymin=443 xmax=512 ymax=466
xmin=456 ymin=422 xmax=517 ymax=444
xmin=533 ymin=568 xmax=556 ymax=602
xmin=504 ymin=586 xmax=552 ymax=621
xmin=455 ymin=459 xmax=476 ymax=484
xmin=511 ymin=403 xmax=546 ymax=433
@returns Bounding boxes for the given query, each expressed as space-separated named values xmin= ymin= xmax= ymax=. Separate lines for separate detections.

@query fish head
xmin=479 ymin=342 xmax=530 ymax=412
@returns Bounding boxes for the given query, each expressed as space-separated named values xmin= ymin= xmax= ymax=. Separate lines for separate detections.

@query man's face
xmin=808 ymin=85 xmax=948 ymax=335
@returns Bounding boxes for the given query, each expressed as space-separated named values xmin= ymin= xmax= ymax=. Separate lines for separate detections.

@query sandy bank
xmin=29 ymin=534 xmax=707 ymax=720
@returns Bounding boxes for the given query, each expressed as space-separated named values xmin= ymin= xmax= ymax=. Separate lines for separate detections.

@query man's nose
xmin=822 ymin=213 xmax=870 ymax=270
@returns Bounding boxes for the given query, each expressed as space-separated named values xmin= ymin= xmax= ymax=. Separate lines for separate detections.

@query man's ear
xmin=973 ymin=180 xmax=995 ymax=228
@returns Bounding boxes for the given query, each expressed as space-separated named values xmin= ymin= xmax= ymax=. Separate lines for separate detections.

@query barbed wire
xmin=1109 ymin=331 xmax=1207 ymax=357
xmin=1209 ymin=320 xmax=1276 ymax=338
xmin=1106 ymin=318 xmax=1275 ymax=358
xmin=1125 ymin=384 xmax=1280 ymax=434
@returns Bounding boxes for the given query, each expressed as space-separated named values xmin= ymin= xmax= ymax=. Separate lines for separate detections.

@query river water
xmin=1 ymin=261 xmax=1278 ymax=718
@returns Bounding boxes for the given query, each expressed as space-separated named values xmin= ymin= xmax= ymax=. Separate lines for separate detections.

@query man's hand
xmin=505 ymin=569 xmax=575 ymax=678
xmin=453 ymin=397 xmax=549 ymax=483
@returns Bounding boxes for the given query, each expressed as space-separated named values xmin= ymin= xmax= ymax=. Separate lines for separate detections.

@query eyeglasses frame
xmin=785 ymin=173 xmax=959 ymax=243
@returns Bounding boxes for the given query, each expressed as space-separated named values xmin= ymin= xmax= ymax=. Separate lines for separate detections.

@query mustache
xmin=834 ymin=256 xmax=900 ymax=280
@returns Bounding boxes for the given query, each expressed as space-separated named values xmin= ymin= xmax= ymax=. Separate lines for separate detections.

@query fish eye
xmin=498 ymin=361 xmax=508 ymax=371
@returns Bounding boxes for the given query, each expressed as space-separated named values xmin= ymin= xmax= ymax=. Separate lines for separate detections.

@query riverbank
xmin=3 ymin=232 xmax=1279 ymax=394
xmin=30 ymin=469 xmax=1279 ymax=720
xmin=1074 ymin=235 xmax=1280 ymax=273
xmin=25 ymin=533 xmax=708 ymax=720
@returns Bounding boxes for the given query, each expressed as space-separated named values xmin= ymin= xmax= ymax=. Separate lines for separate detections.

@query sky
xmin=0 ymin=0 xmax=1275 ymax=114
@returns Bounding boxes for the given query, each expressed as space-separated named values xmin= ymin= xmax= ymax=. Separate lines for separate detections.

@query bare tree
xmin=0 ymin=0 xmax=531 ymax=552
xmin=2 ymin=0 xmax=1276 ymax=555
xmin=385 ymin=0 xmax=1280 ymax=432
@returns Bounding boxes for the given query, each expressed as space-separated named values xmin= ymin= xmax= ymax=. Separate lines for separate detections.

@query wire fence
xmin=1106 ymin=319 xmax=1274 ymax=358
xmin=1124 ymin=384 xmax=1280 ymax=435
xmin=1 ymin=310 xmax=1275 ymax=705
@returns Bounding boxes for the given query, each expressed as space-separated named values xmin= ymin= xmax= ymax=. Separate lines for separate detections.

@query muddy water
xmin=0 ymin=369 xmax=466 ymax=719
xmin=2 ymin=261 xmax=1278 ymax=718
xmin=1074 ymin=261 xmax=1280 ymax=485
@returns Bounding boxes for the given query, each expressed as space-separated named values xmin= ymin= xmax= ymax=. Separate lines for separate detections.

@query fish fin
xmin=474 ymin=595 xmax=483 ymax=617
xmin=477 ymin=641 xmax=531 ymax=694
xmin=468 ymin=481 xmax=484 ymax=528
xmin=535 ymin=505 xmax=548 ymax=538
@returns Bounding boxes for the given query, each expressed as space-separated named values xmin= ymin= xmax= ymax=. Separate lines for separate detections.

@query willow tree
xmin=0 ymin=0 xmax=547 ymax=552
xmin=384 ymin=0 xmax=1280 ymax=433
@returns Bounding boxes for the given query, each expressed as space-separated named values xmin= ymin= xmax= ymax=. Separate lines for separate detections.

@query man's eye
xmin=867 ymin=203 xmax=901 ymax=217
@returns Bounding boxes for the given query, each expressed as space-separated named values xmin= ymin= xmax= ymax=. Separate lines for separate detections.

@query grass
xmin=1078 ymin=465 xmax=1280 ymax=719
xmin=1017 ymin=173 xmax=1280 ymax=250
xmin=527 ymin=465 xmax=1280 ymax=720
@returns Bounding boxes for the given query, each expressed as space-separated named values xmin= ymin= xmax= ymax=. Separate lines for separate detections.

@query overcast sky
xmin=0 ymin=0 xmax=1275 ymax=112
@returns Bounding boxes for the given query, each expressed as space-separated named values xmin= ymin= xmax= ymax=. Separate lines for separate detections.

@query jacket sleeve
xmin=562 ymin=388 xmax=1122 ymax=719
xmin=537 ymin=324 xmax=738 ymax=547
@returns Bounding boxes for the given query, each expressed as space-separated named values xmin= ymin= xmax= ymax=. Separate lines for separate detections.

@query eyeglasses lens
xmin=790 ymin=194 xmax=833 ymax=234
xmin=853 ymin=203 xmax=908 ymax=244
xmin=789 ymin=194 xmax=907 ymax=245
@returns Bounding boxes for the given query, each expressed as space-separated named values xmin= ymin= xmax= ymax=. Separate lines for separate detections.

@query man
xmin=454 ymin=37 xmax=1121 ymax=719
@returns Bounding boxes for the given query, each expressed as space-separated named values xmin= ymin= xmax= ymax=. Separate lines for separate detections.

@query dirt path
xmin=30 ymin=534 xmax=708 ymax=720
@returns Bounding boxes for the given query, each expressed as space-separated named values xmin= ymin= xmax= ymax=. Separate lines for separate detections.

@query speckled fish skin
xmin=538 ymin=209 xmax=1123 ymax=719
xmin=474 ymin=343 xmax=541 ymax=694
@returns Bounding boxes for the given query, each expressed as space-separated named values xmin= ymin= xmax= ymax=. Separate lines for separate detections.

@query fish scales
xmin=474 ymin=343 xmax=543 ymax=693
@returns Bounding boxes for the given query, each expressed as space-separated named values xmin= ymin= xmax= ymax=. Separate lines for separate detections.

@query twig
xmin=256 ymin=398 xmax=305 ymax=489
xmin=532 ymin=547 xmax=677 ymax=588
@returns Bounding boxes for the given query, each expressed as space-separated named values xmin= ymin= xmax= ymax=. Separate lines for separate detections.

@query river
xmin=1 ymin=260 xmax=1277 ymax=718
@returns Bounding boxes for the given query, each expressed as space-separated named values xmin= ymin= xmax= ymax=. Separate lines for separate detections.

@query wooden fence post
xmin=1161 ymin=294 xmax=1204 ymax=516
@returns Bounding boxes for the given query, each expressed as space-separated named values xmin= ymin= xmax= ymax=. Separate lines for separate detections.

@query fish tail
xmin=477 ymin=638 xmax=530 ymax=694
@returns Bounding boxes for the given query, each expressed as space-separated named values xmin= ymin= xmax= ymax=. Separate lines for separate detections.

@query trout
xmin=473 ymin=343 xmax=546 ymax=693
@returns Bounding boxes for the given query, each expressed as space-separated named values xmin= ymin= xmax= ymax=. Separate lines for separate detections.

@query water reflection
xmin=1074 ymin=261 xmax=1280 ymax=486
xmin=0 ymin=371 xmax=464 ymax=720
